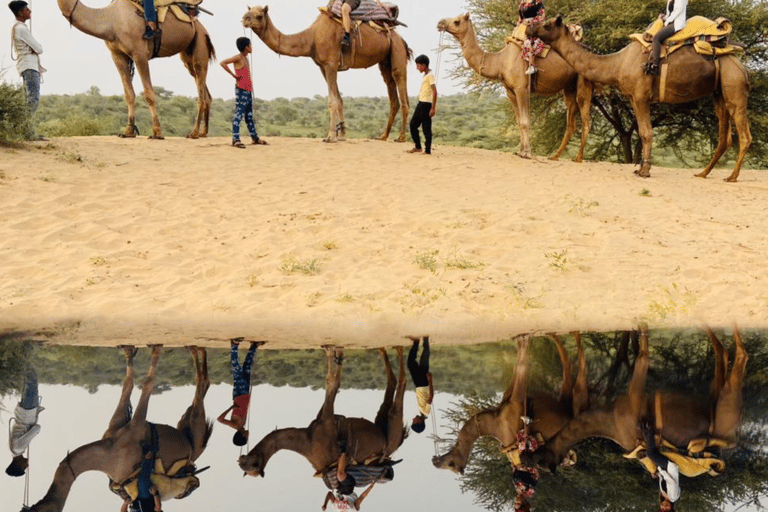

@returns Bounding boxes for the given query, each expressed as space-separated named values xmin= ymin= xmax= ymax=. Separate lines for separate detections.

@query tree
xmin=454 ymin=0 xmax=768 ymax=168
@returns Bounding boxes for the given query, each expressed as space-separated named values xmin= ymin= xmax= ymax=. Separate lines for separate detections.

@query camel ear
xmin=463 ymin=13 xmax=470 ymax=20
xmin=264 ymin=5 xmax=269 ymax=14
xmin=555 ymin=15 xmax=564 ymax=27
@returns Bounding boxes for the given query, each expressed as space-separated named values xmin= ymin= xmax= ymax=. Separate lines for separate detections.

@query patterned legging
xmin=231 ymin=343 xmax=257 ymax=398
xmin=232 ymin=87 xmax=258 ymax=142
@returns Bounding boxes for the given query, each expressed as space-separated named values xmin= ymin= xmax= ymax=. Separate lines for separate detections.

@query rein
xmin=64 ymin=0 xmax=81 ymax=24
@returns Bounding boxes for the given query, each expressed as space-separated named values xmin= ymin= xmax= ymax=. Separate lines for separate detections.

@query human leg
xmin=409 ymin=102 xmax=427 ymax=151
xmin=232 ymin=88 xmax=248 ymax=147
xmin=230 ymin=340 xmax=249 ymax=399
xmin=422 ymin=110 xmax=433 ymax=154
xmin=242 ymin=94 xmax=259 ymax=142
xmin=19 ymin=367 xmax=39 ymax=410
xmin=21 ymin=69 xmax=39 ymax=139
xmin=648 ymin=24 xmax=676 ymax=74
xmin=419 ymin=336 xmax=430 ymax=370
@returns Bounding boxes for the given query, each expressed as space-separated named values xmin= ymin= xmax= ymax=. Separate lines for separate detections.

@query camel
xmin=242 ymin=5 xmax=411 ymax=143
xmin=438 ymin=14 xmax=593 ymax=161
xmin=25 ymin=345 xmax=213 ymax=512
xmin=529 ymin=17 xmax=752 ymax=181
xmin=432 ymin=333 xmax=588 ymax=475
xmin=238 ymin=346 xmax=407 ymax=479
xmin=534 ymin=326 xmax=748 ymax=473
xmin=56 ymin=0 xmax=215 ymax=139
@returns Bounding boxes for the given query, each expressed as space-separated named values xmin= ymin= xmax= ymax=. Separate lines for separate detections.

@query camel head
xmin=238 ymin=451 xmax=266 ymax=478
xmin=527 ymin=15 xmax=566 ymax=44
xmin=242 ymin=5 xmax=269 ymax=37
xmin=437 ymin=13 xmax=471 ymax=39
xmin=432 ymin=451 xmax=465 ymax=475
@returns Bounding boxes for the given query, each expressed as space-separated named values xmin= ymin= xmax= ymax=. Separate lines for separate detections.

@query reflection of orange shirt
xmin=233 ymin=394 xmax=251 ymax=418
xmin=236 ymin=65 xmax=253 ymax=92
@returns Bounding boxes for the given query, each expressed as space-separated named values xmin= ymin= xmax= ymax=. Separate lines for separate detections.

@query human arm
xmin=429 ymin=84 xmax=437 ymax=117
xmin=427 ymin=372 xmax=434 ymax=403
xmin=353 ymin=482 xmax=376 ymax=510
xmin=121 ymin=498 xmax=130 ymax=512
xmin=219 ymin=55 xmax=240 ymax=79
xmin=216 ymin=406 xmax=237 ymax=428
xmin=14 ymin=24 xmax=43 ymax=54
xmin=664 ymin=0 xmax=687 ymax=25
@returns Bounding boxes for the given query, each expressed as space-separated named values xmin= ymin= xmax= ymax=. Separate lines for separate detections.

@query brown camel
xmin=56 ymin=0 xmax=215 ymax=139
xmin=25 ymin=345 xmax=213 ymax=512
xmin=530 ymin=17 xmax=752 ymax=181
xmin=432 ymin=333 xmax=588 ymax=474
xmin=438 ymin=14 xmax=593 ymax=161
xmin=242 ymin=6 xmax=411 ymax=143
xmin=238 ymin=346 xmax=407 ymax=479
xmin=534 ymin=326 xmax=748 ymax=472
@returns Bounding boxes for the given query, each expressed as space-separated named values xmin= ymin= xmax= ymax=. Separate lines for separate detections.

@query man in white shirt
xmin=9 ymin=0 xmax=46 ymax=140
xmin=6 ymin=367 xmax=44 ymax=477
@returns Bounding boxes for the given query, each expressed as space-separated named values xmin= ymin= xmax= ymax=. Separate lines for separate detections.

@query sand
xmin=0 ymin=136 xmax=766 ymax=348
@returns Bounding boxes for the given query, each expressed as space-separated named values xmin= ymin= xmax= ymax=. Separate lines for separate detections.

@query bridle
xmin=63 ymin=0 xmax=80 ymax=24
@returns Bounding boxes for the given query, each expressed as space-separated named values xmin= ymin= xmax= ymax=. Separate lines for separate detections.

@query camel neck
xmin=457 ymin=23 xmax=505 ymax=81
xmin=549 ymin=33 xmax=624 ymax=86
xmin=258 ymin=427 xmax=314 ymax=465
xmin=259 ymin=16 xmax=313 ymax=58
xmin=56 ymin=0 xmax=116 ymax=40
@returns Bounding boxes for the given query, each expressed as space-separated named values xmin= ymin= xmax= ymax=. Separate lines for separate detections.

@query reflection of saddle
xmin=630 ymin=16 xmax=743 ymax=58
xmin=625 ymin=436 xmax=730 ymax=478
xmin=128 ymin=0 xmax=203 ymax=24
xmin=110 ymin=458 xmax=202 ymax=501
xmin=506 ymin=23 xmax=584 ymax=59
xmin=500 ymin=432 xmax=545 ymax=466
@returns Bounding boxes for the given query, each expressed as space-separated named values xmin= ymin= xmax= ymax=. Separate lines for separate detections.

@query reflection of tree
xmin=0 ymin=333 xmax=34 ymax=411
xmin=445 ymin=331 xmax=768 ymax=512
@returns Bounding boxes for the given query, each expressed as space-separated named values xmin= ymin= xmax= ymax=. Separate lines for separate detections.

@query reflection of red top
xmin=233 ymin=394 xmax=251 ymax=418
xmin=236 ymin=65 xmax=253 ymax=92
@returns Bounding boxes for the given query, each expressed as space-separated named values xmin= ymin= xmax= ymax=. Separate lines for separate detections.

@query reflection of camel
xmin=432 ymin=333 xmax=588 ymax=474
xmin=26 ymin=346 xmax=212 ymax=512
xmin=535 ymin=327 xmax=747 ymax=471
xmin=530 ymin=17 xmax=752 ymax=181
xmin=242 ymin=6 xmax=411 ymax=143
xmin=56 ymin=0 xmax=215 ymax=139
xmin=437 ymin=14 xmax=593 ymax=161
xmin=239 ymin=346 xmax=407 ymax=478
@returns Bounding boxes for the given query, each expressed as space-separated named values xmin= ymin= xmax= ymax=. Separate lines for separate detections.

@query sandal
xmin=232 ymin=140 xmax=246 ymax=149
xmin=251 ymin=137 xmax=268 ymax=145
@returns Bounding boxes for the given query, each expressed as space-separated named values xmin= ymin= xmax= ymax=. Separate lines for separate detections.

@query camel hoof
xmin=186 ymin=133 xmax=200 ymax=139
xmin=724 ymin=177 xmax=738 ymax=183
xmin=634 ymin=169 xmax=651 ymax=178
xmin=323 ymin=137 xmax=337 ymax=143
xmin=573 ymin=157 xmax=584 ymax=163
xmin=516 ymin=152 xmax=532 ymax=159
xmin=394 ymin=136 xmax=406 ymax=143
xmin=149 ymin=135 xmax=165 ymax=140
xmin=548 ymin=155 xmax=560 ymax=161
xmin=117 ymin=133 xmax=136 ymax=138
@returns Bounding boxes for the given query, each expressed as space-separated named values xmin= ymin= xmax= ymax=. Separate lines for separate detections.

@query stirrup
xmin=525 ymin=65 xmax=536 ymax=75
xmin=644 ymin=61 xmax=660 ymax=76
xmin=341 ymin=33 xmax=351 ymax=47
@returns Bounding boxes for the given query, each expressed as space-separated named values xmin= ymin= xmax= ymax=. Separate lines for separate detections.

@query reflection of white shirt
xmin=9 ymin=403 xmax=44 ymax=455
xmin=12 ymin=21 xmax=44 ymax=75
xmin=658 ymin=461 xmax=680 ymax=502
xmin=664 ymin=0 xmax=687 ymax=31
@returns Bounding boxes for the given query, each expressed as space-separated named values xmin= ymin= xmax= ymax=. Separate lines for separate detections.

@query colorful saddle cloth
xmin=325 ymin=0 xmax=400 ymax=24
xmin=624 ymin=436 xmax=730 ymax=478
xmin=506 ymin=23 xmax=584 ymax=59
xmin=630 ymin=16 xmax=743 ymax=57
xmin=128 ymin=0 xmax=203 ymax=24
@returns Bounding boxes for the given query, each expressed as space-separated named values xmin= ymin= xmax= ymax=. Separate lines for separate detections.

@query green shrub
xmin=0 ymin=73 xmax=30 ymax=143
xmin=38 ymin=114 xmax=104 ymax=137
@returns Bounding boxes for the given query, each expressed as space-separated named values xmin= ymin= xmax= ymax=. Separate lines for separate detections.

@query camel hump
xmin=639 ymin=16 xmax=734 ymax=44
xmin=324 ymin=0 xmax=401 ymax=25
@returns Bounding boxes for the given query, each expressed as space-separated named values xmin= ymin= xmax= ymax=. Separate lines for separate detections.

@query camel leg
xmin=322 ymin=67 xmax=345 ymax=143
xmin=574 ymin=77 xmax=593 ymax=163
xmin=182 ymin=24 xmax=212 ymax=139
xmin=549 ymin=88 xmax=578 ymax=161
xmin=391 ymin=41 xmax=410 ymax=143
xmin=704 ymin=326 xmax=727 ymax=404
xmin=632 ymin=99 xmax=653 ymax=178
xmin=628 ymin=327 xmax=649 ymax=420
xmin=572 ymin=332 xmax=589 ymax=415
xmin=385 ymin=346 xmax=407 ymax=455
xmin=548 ymin=333 xmax=573 ymax=401
xmin=103 ymin=346 xmax=138 ymax=439
xmin=712 ymin=326 xmax=748 ymax=441
xmin=109 ymin=50 xmax=139 ymax=138
xmin=133 ymin=56 xmax=164 ymax=140
xmin=131 ymin=345 xmax=163 ymax=425
xmin=374 ymin=348 xmax=397 ymax=437
xmin=378 ymin=62 xmax=399 ymax=142
xmin=695 ymin=96 xmax=731 ymax=180
xmin=501 ymin=335 xmax=530 ymax=407
xmin=318 ymin=345 xmax=343 ymax=421
xmin=721 ymin=67 xmax=752 ymax=182
xmin=510 ymin=87 xmax=533 ymax=159
xmin=177 ymin=346 xmax=212 ymax=462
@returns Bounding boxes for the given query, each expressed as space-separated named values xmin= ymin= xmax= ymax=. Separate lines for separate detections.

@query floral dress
xmin=518 ymin=0 xmax=546 ymax=64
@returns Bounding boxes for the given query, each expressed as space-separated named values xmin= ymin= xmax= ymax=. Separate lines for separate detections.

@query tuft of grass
xmin=508 ymin=284 xmax=545 ymax=309
xmin=335 ymin=293 xmax=355 ymax=303
xmin=38 ymin=174 xmax=56 ymax=183
xmin=307 ymin=292 xmax=322 ymax=307
xmin=321 ymin=241 xmax=338 ymax=251
xmin=444 ymin=249 xmax=485 ymax=270
xmin=245 ymin=274 xmax=259 ymax=287
xmin=645 ymin=284 xmax=698 ymax=321
xmin=89 ymin=256 xmax=107 ymax=266
xmin=414 ymin=250 xmax=439 ymax=274
xmin=281 ymin=256 xmax=321 ymax=275
xmin=567 ymin=196 xmax=599 ymax=216
xmin=544 ymin=249 xmax=569 ymax=271
xmin=639 ymin=188 xmax=652 ymax=197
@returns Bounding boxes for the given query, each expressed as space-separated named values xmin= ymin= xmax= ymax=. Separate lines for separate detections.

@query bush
xmin=38 ymin=114 xmax=104 ymax=137
xmin=0 ymin=70 xmax=30 ymax=143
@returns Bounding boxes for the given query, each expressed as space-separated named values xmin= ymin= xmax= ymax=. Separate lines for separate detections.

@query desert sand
xmin=0 ymin=136 xmax=766 ymax=348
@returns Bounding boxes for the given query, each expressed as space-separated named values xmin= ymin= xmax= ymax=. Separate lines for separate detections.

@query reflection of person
xmin=218 ymin=339 xmax=265 ymax=446
xmin=407 ymin=55 xmax=437 ymax=155
xmin=646 ymin=0 xmax=688 ymax=75
xmin=9 ymin=0 xmax=46 ymax=141
xmin=517 ymin=0 xmax=546 ymax=75
xmin=406 ymin=336 xmax=432 ymax=433
xmin=321 ymin=452 xmax=395 ymax=511
xmin=512 ymin=417 xmax=539 ymax=512
xmin=642 ymin=421 xmax=679 ymax=511
xmin=6 ymin=366 xmax=44 ymax=477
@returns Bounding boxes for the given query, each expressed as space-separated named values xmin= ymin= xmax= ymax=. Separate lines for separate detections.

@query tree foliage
xmin=0 ymin=67 xmax=31 ymax=143
xmin=449 ymin=0 xmax=768 ymax=169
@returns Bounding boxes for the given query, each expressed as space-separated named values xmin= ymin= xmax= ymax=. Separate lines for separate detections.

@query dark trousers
xmin=651 ymin=24 xmax=677 ymax=65
xmin=407 ymin=338 xmax=430 ymax=388
xmin=410 ymin=102 xmax=433 ymax=154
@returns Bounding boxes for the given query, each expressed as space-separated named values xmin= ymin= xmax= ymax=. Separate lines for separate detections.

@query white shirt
xmin=664 ymin=0 xmax=688 ymax=32
xmin=9 ymin=402 xmax=44 ymax=456
xmin=12 ymin=21 xmax=44 ymax=75
xmin=658 ymin=461 xmax=681 ymax=502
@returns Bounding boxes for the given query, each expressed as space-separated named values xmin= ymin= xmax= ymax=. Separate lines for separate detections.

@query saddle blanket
xmin=506 ymin=23 xmax=584 ymax=59
xmin=326 ymin=0 xmax=400 ymax=23
xmin=624 ymin=436 xmax=729 ymax=478
xmin=630 ymin=16 xmax=742 ymax=57
xmin=129 ymin=0 xmax=203 ymax=23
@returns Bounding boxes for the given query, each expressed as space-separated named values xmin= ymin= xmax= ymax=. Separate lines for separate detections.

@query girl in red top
xmin=220 ymin=37 xmax=267 ymax=148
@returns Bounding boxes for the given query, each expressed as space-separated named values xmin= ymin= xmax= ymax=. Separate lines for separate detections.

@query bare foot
xmin=406 ymin=148 xmax=422 ymax=154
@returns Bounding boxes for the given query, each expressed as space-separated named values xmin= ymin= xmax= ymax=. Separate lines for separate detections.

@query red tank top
xmin=233 ymin=393 xmax=251 ymax=419
xmin=236 ymin=65 xmax=253 ymax=92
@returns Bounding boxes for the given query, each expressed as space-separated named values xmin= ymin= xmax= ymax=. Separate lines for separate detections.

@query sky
xmin=2 ymin=0 xmax=471 ymax=101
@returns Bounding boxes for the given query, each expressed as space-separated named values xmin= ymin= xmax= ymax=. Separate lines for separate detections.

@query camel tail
xmin=404 ymin=40 xmax=413 ymax=62
xmin=186 ymin=22 xmax=216 ymax=63
xmin=202 ymin=418 xmax=214 ymax=449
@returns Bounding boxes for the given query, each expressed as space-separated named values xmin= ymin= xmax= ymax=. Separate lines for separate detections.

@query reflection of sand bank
xmin=1 ymin=137 xmax=767 ymax=347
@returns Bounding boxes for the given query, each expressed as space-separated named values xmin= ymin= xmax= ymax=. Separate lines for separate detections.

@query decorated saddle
xmin=110 ymin=457 xmax=202 ymax=502
xmin=324 ymin=0 xmax=403 ymax=26
xmin=128 ymin=0 xmax=204 ymax=24
xmin=631 ymin=16 xmax=743 ymax=58
xmin=624 ymin=435 xmax=730 ymax=478
xmin=506 ymin=23 xmax=584 ymax=59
